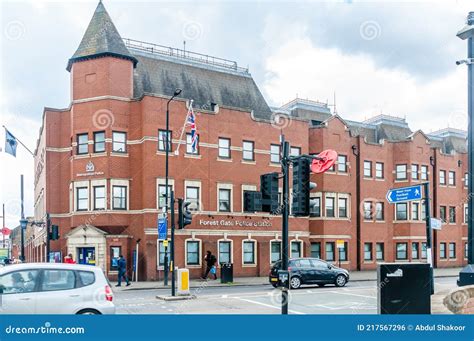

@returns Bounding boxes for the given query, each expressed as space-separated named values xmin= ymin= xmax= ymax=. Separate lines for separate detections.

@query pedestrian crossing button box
xmin=278 ymin=270 xmax=289 ymax=288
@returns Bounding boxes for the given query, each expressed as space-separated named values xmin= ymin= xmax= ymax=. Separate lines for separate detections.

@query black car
xmin=269 ymin=257 xmax=350 ymax=289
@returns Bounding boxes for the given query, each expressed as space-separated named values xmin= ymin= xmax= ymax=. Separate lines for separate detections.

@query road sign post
xmin=386 ymin=183 xmax=434 ymax=294
xmin=336 ymin=240 xmax=344 ymax=268
xmin=158 ymin=214 xmax=168 ymax=285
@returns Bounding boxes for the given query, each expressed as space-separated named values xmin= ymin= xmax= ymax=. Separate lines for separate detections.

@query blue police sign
xmin=158 ymin=216 xmax=167 ymax=240
xmin=386 ymin=185 xmax=423 ymax=204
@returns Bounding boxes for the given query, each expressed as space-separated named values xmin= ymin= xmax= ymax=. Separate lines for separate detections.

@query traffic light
xmin=260 ymin=172 xmax=280 ymax=213
xmin=244 ymin=191 xmax=262 ymax=212
xmin=292 ymin=158 xmax=317 ymax=216
xmin=178 ymin=198 xmax=193 ymax=229
xmin=50 ymin=224 xmax=60 ymax=240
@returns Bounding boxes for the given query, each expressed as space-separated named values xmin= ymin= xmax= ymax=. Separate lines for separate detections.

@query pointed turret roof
xmin=66 ymin=1 xmax=138 ymax=71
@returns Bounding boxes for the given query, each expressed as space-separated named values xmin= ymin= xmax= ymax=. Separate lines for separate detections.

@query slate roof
xmin=66 ymin=1 xmax=138 ymax=71
xmin=131 ymin=52 xmax=273 ymax=119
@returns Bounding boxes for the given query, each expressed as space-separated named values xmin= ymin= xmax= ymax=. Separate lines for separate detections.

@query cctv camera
xmin=456 ymin=60 xmax=463 ymax=65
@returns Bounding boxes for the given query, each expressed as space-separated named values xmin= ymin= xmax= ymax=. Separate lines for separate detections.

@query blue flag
xmin=5 ymin=129 xmax=18 ymax=157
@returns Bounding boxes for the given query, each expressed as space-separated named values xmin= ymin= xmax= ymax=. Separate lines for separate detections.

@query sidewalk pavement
xmin=115 ymin=267 xmax=462 ymax=292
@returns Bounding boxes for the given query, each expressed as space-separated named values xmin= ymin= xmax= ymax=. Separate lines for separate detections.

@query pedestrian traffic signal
xmin=292 ymin=158 xmax=317 ymax=216
xmin=260 ymin=172 xmax=280 ymax=213
xmin=178 ymin=199 xmax=193 ymax=229
xmin=50 ymin=224 xmax=60 ymax=240
xmin=244 ymin=191 xmax=263 ymax=212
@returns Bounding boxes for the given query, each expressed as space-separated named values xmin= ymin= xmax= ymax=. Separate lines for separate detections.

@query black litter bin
xmin=221 ymin=263 xmax=233 ymax=283
xmin=378 ymin=263 xmax=431 ymax=314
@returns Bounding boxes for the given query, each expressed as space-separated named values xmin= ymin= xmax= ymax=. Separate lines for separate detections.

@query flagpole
xmin=175 ymin=100 xmax=193 ymax=155
xmin=3 ymin=125 xmax=34 ymax=156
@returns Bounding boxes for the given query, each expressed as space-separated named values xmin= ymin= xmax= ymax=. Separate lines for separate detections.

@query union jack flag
xmin=186 ymin=105 xmax=199 ymax=153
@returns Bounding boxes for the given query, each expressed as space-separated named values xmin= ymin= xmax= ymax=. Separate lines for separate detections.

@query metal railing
xmin=123 ymin=38 xmax=248 ymax=73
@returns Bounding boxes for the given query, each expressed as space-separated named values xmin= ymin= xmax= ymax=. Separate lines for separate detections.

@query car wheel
xmin=77 ymin=309 xmax=101 ymax=315
xmin=290 ymin=276 xmax=302 ymax=289
xmin=271 ymin=283 xmax=278 ymax=288
xmin=335 ymin=274 xmax=347 ymax=287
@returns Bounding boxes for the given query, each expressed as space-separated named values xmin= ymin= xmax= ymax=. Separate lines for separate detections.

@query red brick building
xmin=23 ymin=2 xmax=468 ymax=280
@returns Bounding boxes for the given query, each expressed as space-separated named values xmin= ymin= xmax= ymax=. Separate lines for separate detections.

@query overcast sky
xmin=0 ymin=0 xmax=472 ymax=229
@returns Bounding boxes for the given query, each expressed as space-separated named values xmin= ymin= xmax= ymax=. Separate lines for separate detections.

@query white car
xmin=0 ymin=263 xmax=115 ymax=314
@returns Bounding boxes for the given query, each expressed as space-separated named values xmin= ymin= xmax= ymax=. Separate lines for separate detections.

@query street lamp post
xmin=163 ymin=88 xmax=182 ymax=287
xmin=457 ymin=12 xmax=474 ymax=286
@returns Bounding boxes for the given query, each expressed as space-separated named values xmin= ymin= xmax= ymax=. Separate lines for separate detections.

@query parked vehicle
xmin=269 ymin=257 xmax=350 ymax=289
xmin=0 ymin=263 xmax=115 ymax=314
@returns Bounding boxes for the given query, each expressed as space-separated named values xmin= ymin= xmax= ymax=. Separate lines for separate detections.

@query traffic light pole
xmin=422 ymin=183 xmax=434 ymax=294
xmin=46 ymin=213 xmax=51 ymax=263
xmin=281 ymin=135 xmax=290 ymax=315
xmin=171 ymin=190 xmax=176 ymax=297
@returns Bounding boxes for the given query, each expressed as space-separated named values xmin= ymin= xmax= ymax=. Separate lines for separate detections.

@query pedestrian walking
xmin=202 ymin=250 xmax=217 ymax=280
xmin=64 ymin=253 xmax=76 ymax=264
xmin=116 ymin=254 xmax=130 ymax=287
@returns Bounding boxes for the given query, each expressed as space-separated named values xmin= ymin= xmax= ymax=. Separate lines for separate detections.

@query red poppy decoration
xmin=1 ymin=227 xmax=11 ymax=236
xmin=311 ymin=150 xmax=338 ymax=174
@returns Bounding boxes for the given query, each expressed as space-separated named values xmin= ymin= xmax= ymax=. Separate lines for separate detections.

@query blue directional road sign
xmin=158 ymin=216 xmax=167 ymax=240
xmin=386 ymin=184 xmax=423 ymax=204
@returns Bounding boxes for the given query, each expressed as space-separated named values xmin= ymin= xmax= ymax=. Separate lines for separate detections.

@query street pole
xmin=281 ymin=135 xmax=290 ymax=315
xmin=468 ymin=20 xmax=474 ymax=266
xmin=457 ymin=12 xmax=474 ymax=286
xmin=171 ymin=190 xmax=176 ymax=296
xmin=163 ymin=89 xmax=181 ymax=287
xmin=46 ymin=213 xmax=51 ymax=263
xmin=20 ymin=174 xmax=25 ymax=262
xmin=423 ymin=182 xmax=434 ymax=294
xmin=2 ymin=203 xmax=5 ymax=249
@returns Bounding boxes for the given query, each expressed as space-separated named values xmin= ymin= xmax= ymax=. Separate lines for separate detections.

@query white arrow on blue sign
xmin=158 ymin=216 xmax=167 ymax=240
xmin=386 ymin=184 xmax=423 ymax=204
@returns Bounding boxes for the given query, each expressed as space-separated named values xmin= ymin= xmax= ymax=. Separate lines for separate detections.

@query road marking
xmin=234 ymin=297 xmax=305 ymax=315
xmin=221 ymin=294 xmax=228 ymax=298
xmin=330 ymin=291 xmax=377 ymax=299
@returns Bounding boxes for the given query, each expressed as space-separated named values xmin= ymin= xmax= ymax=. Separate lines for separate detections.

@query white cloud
xmin=262 ymin=36 xmax=467 ymax=132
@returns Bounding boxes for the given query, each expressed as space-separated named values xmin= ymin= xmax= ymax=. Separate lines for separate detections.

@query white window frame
xmin=439 ymin=170 xmax=446 ymax=185
xmin=110 ymin=179 xmax=129 ymax=211
xmin=309 ymin=192 xmax=322 ymax=218
xmin=420 ymin=165 xmax=429 ymax=181
xmin=269 ymin=239 xmax=282 ymax=264
xmin=375 ymin=162 xmax=384 ymax=179
xmin=73 ymin=180 xmax=89 ymax=212
xmin=325 ymin=194 xmax=336 ymax=218
xmin=91 ymin=179 xmax=107 ymax=210
xmin=337 ymin=193 xmax=350 ymax=219
xmin=243 ymin=141 xmax=255 ymax=161
xmin=217 ymin=183 xmax=233 ymax=212
xmin=185 ymin=238 xmax=202 ymax=268
xmin=337 ymin=155 xmax=347 ymax=173
xmin=270 ymin=144 xmax=280 ymax=164
xmin=185 ymin=180 xmax=202 ymax=212
xmin=290 ymin=239 xmax=304 ymax=258
xmin=242 ymin=239 xmax=257 ymax=266
xmin=217 ymin=239 xmax=233 ymax=264
xmin=112 ymin=131 xmax=127 ymax=153
xmin=218 ymin=137 xmax=231 ymax=159
xmin=156 ymin=178 xmax=175 ymax=209
xmin=411 ymin=164 xmax=419 ymax=180
xmin=448 ymin=171 xmax=456 ymax=186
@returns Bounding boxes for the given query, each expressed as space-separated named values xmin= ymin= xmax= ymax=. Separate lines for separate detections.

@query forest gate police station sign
xmin=199 ymin=219 xmax=272 ymax=227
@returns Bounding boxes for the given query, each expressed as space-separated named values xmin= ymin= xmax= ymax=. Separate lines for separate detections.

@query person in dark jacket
xmin=202 ymin=250 xmax=217 ymax=280
xmin=116 ymin=255 xmax=130 ymax=287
